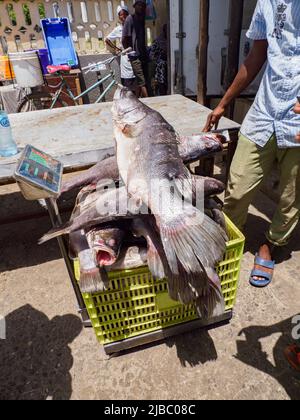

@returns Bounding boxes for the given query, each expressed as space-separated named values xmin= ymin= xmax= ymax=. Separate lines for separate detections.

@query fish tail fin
xmin=147 ymin=241 xmax=165 ymax=280
xmin=78 ymin=249 xmax=109 ymax=293
xmin=166 ymin=266 xmax=225 ymax=319
xmin=79 ymin=267 xmax=108 ymax=294
xmin=158 ymin=208 xmax=227 ymax=275
xmin=196 ymin=268 xmax=225 ymax=319
xmin=38 ymin=223 xmax=72 ymax=244
xmin=195 ymin=288 xmax=225 ymax=319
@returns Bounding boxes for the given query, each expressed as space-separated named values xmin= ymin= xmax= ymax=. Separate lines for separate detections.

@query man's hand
xmin=203 ymin=40 xmax=268 ymax=133
xmin=203 ymin=105 xmax=226 ymax=132
xmin=294 ymin=102 xmax=300 ymax=142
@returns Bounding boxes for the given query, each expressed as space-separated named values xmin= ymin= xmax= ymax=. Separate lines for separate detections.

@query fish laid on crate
xmin=60 ymin=135 xmax=225 ymax=194
xmin=40 ymin=88 xmax=228 ymax=318
xmin=40 ymin=174 xmax=225 ymax=242
xmin=113 ymin=86 xmax=227 ymax=272
xmin=40 ymin=186 xmax=132 ymax=242
xmin=112 ymin=86 xmax=227 ymax=316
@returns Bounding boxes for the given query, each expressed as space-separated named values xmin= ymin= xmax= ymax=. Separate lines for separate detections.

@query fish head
xmin=87 ymin=227 xmax=124 ymax=267
xmin=112 ymin=86 xmax=147 ymax=137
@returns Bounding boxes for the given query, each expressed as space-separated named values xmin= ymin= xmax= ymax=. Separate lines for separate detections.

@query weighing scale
xmin=15 ymin=145 xmax=91 ymax=326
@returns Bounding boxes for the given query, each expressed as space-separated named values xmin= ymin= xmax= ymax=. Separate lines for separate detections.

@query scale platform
xmin=15 ymin=145 xmax=63 ymax=200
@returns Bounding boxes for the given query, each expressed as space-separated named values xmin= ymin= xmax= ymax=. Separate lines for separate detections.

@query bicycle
xmin=17 ymin=48 xmax=132 ymax=113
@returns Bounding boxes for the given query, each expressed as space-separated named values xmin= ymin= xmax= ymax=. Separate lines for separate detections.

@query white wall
xmin=207 ymin=0 xmax=230 ymax=95
xmin=169 ymin=0 xmax=200 ymax=95
xmin=169 ymin=0 xmax=260 ymax=97
xmin=170 ymin=0 xmax=229 ymax=96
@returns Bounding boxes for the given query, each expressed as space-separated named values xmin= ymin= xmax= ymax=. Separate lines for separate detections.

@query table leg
xmin=226 ymin=129 xmax=239 ymax=181
xmin=194 ymin=156 xmax=215 ymax=177
xmin=45 ymin=198 xmax=91 ymax=327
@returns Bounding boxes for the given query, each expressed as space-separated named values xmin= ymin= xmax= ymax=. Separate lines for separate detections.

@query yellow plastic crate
xmin=74 ymin=216 xmax=245 ymax=345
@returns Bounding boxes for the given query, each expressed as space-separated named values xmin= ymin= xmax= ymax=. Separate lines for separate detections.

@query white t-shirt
xmin=106 ymin=25 xmax=135 ymax=80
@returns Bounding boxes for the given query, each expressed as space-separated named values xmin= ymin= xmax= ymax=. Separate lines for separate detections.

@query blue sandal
xmin=249 ymin=254 xmax=275 ymax=288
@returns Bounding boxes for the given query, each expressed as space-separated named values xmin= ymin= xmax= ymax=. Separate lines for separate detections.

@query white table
xmin=0 ymin=95 xmax=240 ymax=185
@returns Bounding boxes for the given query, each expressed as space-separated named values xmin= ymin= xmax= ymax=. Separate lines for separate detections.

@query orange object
xmin=284 ymin=345 xmax=300 ymax=372
xmin=0 ymin=55 xmax=15 ymax=80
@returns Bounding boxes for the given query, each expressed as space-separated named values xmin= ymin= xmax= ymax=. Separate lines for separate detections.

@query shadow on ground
xmin=0 ymin=304 xmax=82 ymax=400
xmin=116 ymin=327 xmax=219 ymax=368
xmin=0 ymin=217 xmax=61 ymax=272
xmin=165 ymin=329 xmax=218 ymax=367
xmin=236 ymin=316 xmax=300 ymax=400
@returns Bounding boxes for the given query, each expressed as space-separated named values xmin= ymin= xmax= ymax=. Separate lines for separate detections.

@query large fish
xmin=60 ymin=135 xmax=224 ymax=194
xmin=61 ymin=156 xmax=119 ymax=194
xmin=39 ymin=185 xmax=138 ymax=243
xmin=112 ymin=86 xmax=227 ymax=279
xmin=40 ymin=173 xmax=225 ymax=244
xmin=68 ymin=188 xmax=109 ymax=293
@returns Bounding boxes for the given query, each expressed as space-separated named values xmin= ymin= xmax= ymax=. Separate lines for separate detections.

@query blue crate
xmin=41 ymin=18 xmax=78 ymax=68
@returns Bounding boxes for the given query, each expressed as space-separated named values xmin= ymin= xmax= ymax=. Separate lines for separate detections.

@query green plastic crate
xmin=74 ymin=216 xmax=245 ymax=345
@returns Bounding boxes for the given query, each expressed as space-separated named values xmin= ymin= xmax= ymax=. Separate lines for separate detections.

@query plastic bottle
xmin=0 ymin=110 xmax=18 ymax=157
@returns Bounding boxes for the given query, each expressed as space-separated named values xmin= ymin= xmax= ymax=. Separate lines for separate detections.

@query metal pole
xmin=45 ymin=197 xmax=91 ymax=327
xmin=198 ymin=0 xmax=210 ymax=105
xmin=177 ymin=0 xmax=185 ymax=95
xmin=224 ymin=0 xmax=244 ymax=119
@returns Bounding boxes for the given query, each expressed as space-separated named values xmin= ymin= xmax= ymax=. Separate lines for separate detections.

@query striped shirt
xmin=241 ymin=0 xmax=300 ymax=148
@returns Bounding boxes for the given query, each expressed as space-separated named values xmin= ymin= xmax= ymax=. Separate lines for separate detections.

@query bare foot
xmin=252 ymin=242 xmax=274 ymax=282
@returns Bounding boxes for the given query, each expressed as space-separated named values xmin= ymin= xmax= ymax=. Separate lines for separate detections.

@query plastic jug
xmin=0 ymin=111 xmax=18 ymax=157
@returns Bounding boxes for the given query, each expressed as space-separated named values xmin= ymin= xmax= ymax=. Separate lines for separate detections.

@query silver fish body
xmin=60 ymin=137 xmax=223 ymax=195
xmin=112 ymin=86 xmax=227 ymax=277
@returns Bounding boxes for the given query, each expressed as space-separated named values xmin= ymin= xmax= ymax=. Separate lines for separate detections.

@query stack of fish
xmin=40 ymin=87 xmax=228 ymax=319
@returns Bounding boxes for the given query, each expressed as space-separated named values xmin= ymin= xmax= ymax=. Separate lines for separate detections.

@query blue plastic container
xmin=41 ymin=18 xmax=78 ymax=68
xmin=38 ymin=49 xmax=51 ymax=74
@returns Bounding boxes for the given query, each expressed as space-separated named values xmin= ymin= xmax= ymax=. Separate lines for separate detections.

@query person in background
xmin=203 ymin=0 xmax=300 ymax=288
xmin=150 ymin=24 xmax=168 ymax=96
xmin=122 ymin=0 xmax=149 ymax=97
xmin=105 ymin=5 xmax=136 ymax=91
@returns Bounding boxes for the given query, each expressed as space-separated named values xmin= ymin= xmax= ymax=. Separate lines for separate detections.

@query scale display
xmin=15 ymin=145 xmax=63 ymax=199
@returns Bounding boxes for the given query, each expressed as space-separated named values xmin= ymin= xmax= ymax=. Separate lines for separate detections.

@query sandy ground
xmin=0 ymin=179 xmax=299 ymax=400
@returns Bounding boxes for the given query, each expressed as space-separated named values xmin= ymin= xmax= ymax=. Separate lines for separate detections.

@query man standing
xmin=204 ymin=1 xmax=300 ymax=287
xmin=122 ymin=0 xmax=149 ymax=97
xmin=105 ymin=5 xmax=136 ymax=92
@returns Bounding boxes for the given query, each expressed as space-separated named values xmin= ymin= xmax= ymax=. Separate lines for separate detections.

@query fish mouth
xmin=94 ymin=246 xmax=117 ymax=267
xmin=114 ymin=85 xmax=133 ymax=101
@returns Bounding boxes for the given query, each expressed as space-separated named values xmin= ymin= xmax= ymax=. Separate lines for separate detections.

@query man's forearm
xmin=220 ymin=40 xmax=268 ymax=108
xmin=105 ymin=39 xmax=121 ymax=54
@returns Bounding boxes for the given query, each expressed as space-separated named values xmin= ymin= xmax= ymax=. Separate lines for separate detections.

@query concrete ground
xmin=0 ymin=179 xmax=299 ymax=400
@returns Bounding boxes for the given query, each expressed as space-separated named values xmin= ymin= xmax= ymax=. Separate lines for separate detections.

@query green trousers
xmin=224 ymin=133 xmax=300 ymax=246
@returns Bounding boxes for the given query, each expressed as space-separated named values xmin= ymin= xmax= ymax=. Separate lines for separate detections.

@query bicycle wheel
xmin=17 ymin=92 xmax=73 ymax=112
xmin=18 ymin=92 xmax=53 ymax=112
